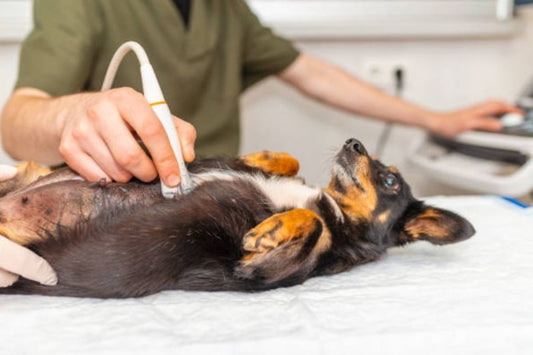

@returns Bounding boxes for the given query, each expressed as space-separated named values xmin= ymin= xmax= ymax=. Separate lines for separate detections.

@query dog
xmin=0 ymin=138 xmax=474 ymax=298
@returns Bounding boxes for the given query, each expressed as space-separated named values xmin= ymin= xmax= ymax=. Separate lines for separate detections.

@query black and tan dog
xmin=0 ymin=138 xmax=474 ymax=298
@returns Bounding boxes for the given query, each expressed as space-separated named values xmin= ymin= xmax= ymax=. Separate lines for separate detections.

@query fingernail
xmin=37 ymin=258 xmax=58 ymax=286
xmin=166 ymin=174 xmax=180 ymax=187
xmin=184 ymin=150 xmax=195 ymax=162
xmin=187 ymin=145 xmax=196 ymax=161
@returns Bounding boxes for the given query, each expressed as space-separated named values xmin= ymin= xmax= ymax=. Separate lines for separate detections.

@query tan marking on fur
xmin=377 ymin=210 xmax=390 ymax=224
xmin=312 ymin=224 xmax=332 ymax=255
xmin=241 ymin=208 xmax=331 ymax=264
xmin=325 ymin=156 xmax=378 ymax=221
xmin=241 ymin=151 xmax=299 ymax=176
xmin=417 ymin=209 xmax=441 ymax=220
xmin=16 ymin=161 xmax=52 ymax=185
xmin=0 ymin=161 xmax=52 ymax=198
xmin=389 ymin=166 xmax=399 ymax=174
xmin=243 ymin=209 xmax=322 ymax=252
xmin=0 ymin=225 xmax=36 ymax=245
xmin=405 ymin=208 xmax=447 ymax=239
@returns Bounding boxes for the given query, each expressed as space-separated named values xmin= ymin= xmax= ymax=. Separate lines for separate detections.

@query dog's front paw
xmin=241 ymin=151 xmax=299 ymax=176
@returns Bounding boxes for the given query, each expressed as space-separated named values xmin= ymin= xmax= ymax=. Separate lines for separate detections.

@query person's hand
xmin=0 ymin=235 xmax=57 ymax=287
xmin=58 ymin=87 xmax=196 ymax=185
xmin=0 ymin=164 xmax=57 ymax=287
xmin=428 ymin=100 xmax=523 ymax=137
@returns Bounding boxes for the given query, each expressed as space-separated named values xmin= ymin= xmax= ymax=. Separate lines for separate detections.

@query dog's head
xmin=325 ymin=138 xmax=475 ymax=248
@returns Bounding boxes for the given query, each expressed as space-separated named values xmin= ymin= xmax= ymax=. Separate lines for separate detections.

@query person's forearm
xmin=278 ymin=54 xmax=437 ymax=130
xmin=1 ymin=88 xmax=70 ymax=165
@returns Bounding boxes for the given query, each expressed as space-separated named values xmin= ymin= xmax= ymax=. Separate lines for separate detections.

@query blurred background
xmin=1 ymin=0 xmax=532 ymax=197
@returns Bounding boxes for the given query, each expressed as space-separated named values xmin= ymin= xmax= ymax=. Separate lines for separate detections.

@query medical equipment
xmin=410 ymin=81 xmax=533 ymax=197
xmin=101 ymin=41 xmax=193 ymax=198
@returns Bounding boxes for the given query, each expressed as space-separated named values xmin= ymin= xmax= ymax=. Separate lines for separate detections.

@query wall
xmin=0 ymin=43 xmax=20 ymax=165
xmin=240 ymin=7 xmax=533 ymax=196
xmin=1 ymin=4 xmax=533 ymax=196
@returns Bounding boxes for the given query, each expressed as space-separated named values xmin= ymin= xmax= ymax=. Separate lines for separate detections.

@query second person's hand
xmin=427 ymin=100 xmax=523 ymax=137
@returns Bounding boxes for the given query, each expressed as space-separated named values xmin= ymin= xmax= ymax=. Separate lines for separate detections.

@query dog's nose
xmin=344 ymin=138 xmax=366 ymax=155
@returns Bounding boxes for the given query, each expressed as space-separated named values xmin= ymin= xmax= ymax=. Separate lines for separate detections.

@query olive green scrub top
xmin=15 ymin=0 xmax=300 ymax=157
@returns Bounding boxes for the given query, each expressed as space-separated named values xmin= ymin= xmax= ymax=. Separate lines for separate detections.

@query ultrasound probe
xmin=101 ymin=41 xmax=193 ymax=198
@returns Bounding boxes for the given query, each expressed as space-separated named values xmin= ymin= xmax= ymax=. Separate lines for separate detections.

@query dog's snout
xmin=344 ymin=138 xmax=366 ymax=155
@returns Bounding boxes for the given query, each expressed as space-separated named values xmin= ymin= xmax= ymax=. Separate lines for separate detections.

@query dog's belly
xmin=0 ymin=170 xmax=164 ymax=245
xmin=1 ymin=166 xmax=324 ymax=297
xmin=24 ymin=178 xmax=278 ymax=297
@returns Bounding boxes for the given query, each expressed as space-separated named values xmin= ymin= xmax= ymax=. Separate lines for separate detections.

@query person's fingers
xmin=82 ymin=100 xmax=158 ymax=182
xmin=132 ymin=116 xmax=181 ymax=186
xmin=110 ymin=88 xmax=181 ymax=186
xmin=59 ymin=138 xmax=112 ymax=182
xmin=0 ymin=235 xmax=57 ymax=286
xmin=79 ymin=133 xmax=134 ymax=183
xmin=173 ymin=116 xmax=196 ymax=162
xmin=473 ymin=100 xmax=523 ymax=117
xmin=92 ymin=103 xmax=158 ymax=182
xmin=69 ymin=110 xmax=133 ymax=182
xmin=437 ymin=99 xmax=521 ymax=136
xmin=0 ymin=165 xmax=18 ymax=181
xmin=0 ymin=268 xmax=19 ymax=287
xmin=469 ymin=117 xmax=503 ymax=132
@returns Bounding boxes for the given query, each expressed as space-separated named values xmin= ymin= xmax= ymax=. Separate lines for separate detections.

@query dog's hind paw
xmin=242 ymin=209 xmax=321 ymax=253
xmin=237 ymin=209 xmax=331 ymax=283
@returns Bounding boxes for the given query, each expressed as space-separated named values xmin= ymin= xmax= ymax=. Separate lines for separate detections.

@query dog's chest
xmin=252 ymin=177 xmax=321 ymax=210
xmin=192 ymin=171 xmax=321 ymax=210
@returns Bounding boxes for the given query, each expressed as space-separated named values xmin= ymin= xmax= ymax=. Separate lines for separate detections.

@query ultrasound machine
xmin=410 ymin=79 xmax=533 ymax=197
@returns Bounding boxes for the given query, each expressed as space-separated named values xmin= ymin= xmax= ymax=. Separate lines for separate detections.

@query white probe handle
xmin=141 ymin=64 xmax=193 ymax=198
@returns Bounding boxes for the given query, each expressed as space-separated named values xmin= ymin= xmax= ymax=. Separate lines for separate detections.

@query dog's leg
xmin=240 ymin=151 xmax=299 ymax=177
xmin=0 ymin=161 xmax=52 ymax=197
xmin=236 ymin=209 xmax=331 ymax=285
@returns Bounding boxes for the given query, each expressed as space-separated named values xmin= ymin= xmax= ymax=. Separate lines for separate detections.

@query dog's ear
xmin=399 ymin=205 xmax=475 ymax=245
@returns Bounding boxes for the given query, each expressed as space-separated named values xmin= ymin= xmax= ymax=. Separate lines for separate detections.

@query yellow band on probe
xmin=150 ymin=100 xmax=167 ymax=107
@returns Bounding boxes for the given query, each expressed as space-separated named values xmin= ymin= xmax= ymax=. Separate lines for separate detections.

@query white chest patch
xmin=251 ymin=177 xmax=321 ymax=210
xmin=191 ymin=170 xmax=321 ymax=210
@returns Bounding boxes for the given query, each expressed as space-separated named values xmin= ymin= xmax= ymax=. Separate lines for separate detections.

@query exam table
xmin=1 ymin=195 xmax=532 ymax=355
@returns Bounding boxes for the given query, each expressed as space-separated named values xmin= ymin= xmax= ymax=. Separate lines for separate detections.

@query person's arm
xmin=278 ymin=54 xmax=521 ymax=136
xmin=1 ymin=87 xmax=196 ymax=185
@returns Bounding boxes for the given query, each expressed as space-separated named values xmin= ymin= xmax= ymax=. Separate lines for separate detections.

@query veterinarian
xmin=0 ymin=0 xmax=521 ymax=287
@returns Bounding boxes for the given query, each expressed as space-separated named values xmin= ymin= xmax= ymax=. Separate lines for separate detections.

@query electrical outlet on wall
xmin=362 ymin=60 xmax=407 ymax=94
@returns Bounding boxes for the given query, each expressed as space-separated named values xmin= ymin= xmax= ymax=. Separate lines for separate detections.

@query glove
xmin=0 ymin=164 xmax=57 ymax=287
xmin=0 ymin=235 xmax=57 ymax=287
xmin=0 ymin=164 xmax=17 ymax=180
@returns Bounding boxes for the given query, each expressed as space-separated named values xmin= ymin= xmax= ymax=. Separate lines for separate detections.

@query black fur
xmin=0 ymin=140 xmax=475 ymax=298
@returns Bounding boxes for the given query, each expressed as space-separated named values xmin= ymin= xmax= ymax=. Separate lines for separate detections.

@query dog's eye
xmin=382 ymin=174 xmax=399 ymax=190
